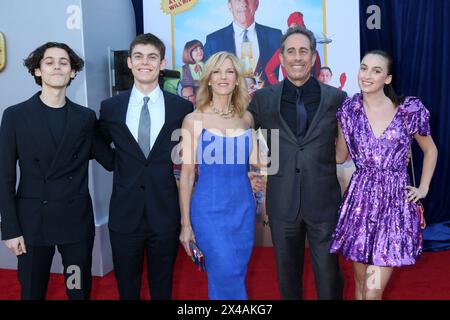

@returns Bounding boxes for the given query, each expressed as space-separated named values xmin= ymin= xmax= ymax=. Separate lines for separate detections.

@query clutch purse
xmin=189 ymin=241 xmax=206 ymax=272
xmin=417 ymin=201 xmax=426 ymax=230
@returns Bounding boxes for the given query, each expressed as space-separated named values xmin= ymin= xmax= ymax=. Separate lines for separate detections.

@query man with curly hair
xmin=0 ymin=42 xmax=113 ymax=300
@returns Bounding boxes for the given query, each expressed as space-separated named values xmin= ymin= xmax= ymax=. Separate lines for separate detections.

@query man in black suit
xmin=0 ymin=42 xmax=113 ymax=300
xmin=248 ymin=26 xmax=346 ymax=299
xmin=99 ymin=33 xmax=193 ymax=300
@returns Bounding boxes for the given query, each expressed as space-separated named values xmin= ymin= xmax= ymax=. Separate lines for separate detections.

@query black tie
xmin=296 ymin=89 xmax=307 ymax=140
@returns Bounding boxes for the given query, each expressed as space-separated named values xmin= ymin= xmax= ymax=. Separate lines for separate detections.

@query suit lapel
xmin=147 ymin=91 xmax=178 ymax=160
xmin=301 ymin=83 xmax=330 ymax=145
xmin=26 ymin=94 xmax=57 ymax=175
xmin=225 ymin=23 xmax=237 ymax=54
xmin=116 ymin=90 xmax=131 ymax=124
xmin=255 ymin=23 xmax=268 ymax=71
xmin=114 ymin=90 xmax=148 ymax=160
xmin=272 ymin=81 xmax=298 ymax=144
xmin=47 ymin=99 xmax=83 ymax=177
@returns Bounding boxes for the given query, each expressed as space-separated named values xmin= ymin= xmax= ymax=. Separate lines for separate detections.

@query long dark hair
xmin=363 ymin=50 xmax=404 ymax=106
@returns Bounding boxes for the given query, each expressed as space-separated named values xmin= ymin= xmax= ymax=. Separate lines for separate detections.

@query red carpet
xmin=1 ymin=247 xmax=450 ymax=300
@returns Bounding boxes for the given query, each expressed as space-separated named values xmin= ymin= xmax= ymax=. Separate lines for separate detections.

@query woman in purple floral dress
xmin=330 ymin=50 xmax=438 ymax=300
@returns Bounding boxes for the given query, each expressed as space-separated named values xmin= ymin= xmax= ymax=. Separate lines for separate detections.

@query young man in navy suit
xmin=203 ymin=0 xmax=282 ymax=85
xmin=0 ymin=42 xmax=113 ymax=299
xmin=99 ymin=33 xmax=193 ymax=300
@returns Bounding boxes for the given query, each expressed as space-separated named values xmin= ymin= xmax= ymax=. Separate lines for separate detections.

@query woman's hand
xmin=179 ymin=225 xmax=195 ymax=257
xmin=248 ymin=171 xmax=264 ymax=193
xmin=405 ymin=185 xmax=428 ymax=203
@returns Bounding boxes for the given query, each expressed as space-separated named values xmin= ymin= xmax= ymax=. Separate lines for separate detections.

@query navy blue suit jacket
xmin=203 ymin=23 xmax=282 ymax=83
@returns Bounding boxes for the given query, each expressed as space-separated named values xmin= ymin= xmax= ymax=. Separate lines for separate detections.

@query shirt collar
xmin=232 ymin=21 xmax=256 ymax=38
xmin=130 ymin=84 xmax=162 ymax=105
xmin=284 ymin=75 xmax=316 ymax=96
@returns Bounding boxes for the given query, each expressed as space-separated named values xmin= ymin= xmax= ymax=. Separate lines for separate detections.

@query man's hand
xmin=4 ymin=236 xmax=27 ymax=256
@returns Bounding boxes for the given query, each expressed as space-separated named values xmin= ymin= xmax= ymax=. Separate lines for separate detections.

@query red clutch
xmin=417 ymin=202 xmax=426 ymax=230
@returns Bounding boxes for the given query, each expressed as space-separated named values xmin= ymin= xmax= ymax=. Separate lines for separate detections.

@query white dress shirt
xmin=126 ymin=85 xmax=165 ymax=151
xmin=233 ymin=21 xmax=260 ymax=67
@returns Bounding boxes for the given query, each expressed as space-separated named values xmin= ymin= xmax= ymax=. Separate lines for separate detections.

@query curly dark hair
xmin=23 ymin=42 xmax=84 ymax=87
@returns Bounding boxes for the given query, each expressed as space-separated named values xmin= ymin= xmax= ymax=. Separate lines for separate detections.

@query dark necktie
xmin=243 ymin=29 xmax=249 ymax=42
xmin=138 ymin=96 xmax=151 ymax=157
xmin=296 ymin=89 xmax=307 ymax=140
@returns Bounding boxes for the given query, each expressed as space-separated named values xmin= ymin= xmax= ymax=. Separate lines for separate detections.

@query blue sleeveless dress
xmin=190 ymin=128 xmax=256 ymax=300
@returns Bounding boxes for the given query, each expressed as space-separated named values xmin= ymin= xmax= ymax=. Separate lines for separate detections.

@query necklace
xmin=210 ymin=102 xmax=235 ymax=118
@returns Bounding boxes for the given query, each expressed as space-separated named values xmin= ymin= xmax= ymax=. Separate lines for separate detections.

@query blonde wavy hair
xmin=196 ymin=51 xmax=249 ymax=117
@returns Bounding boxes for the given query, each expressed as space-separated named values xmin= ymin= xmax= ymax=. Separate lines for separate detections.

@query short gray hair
xmin=280 ymin=26 xmax=316 ymax=54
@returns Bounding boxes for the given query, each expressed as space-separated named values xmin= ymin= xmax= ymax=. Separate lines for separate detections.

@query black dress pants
xmin=269 ymin=216 xmax=343 ymax=300
xmin=17 ymin=239 xmax=94 ymax=300
xmin=109 ymin=216 xmax=180 ymax=300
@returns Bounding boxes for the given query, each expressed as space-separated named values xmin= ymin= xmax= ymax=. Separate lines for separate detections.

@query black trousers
xmin=17 ymin=239 xmax=94 ymax=300
xmin=269 ymin=216 xmax=343 ymax=300
xmin=109 ymin=216 xmax=180 ymax=300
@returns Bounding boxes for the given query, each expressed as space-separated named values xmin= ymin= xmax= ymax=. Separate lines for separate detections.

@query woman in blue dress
xmin=178 ymin=51 xmax=260 ymax=299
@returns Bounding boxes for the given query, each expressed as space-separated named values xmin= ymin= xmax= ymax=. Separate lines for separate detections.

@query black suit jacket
xmin=248 ymin=80 xmax=347 ymax=223
xmin=0 ymin=93 xmax=114 ymax=245
xmin=99 ymin=90 xmax=193 ymax=234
